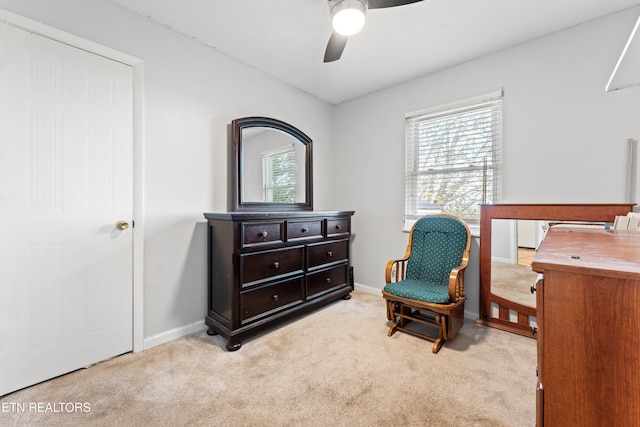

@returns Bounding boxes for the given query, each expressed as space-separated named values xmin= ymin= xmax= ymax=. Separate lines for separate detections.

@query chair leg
xmin=447 ymin=302 xmax=465 ymax=340
xmin=431 ymin=314 xmax=447 ymax=353
xmin=388 ymin=322 xmax=398 ymax=337
xmin=385 ymin=300 xmax=394 ymax=321
xmin=436 ymin=313 xmax=448 ymax=340
xmin=432 ymin=337 xmax=444 ymax=353
xmin=385 ymin=299 xmax=459 ymax=354
xmin=387 ymin=301 xmax=410 ymax=336
xmin=387 ymin=301 xmax=402 ymax=336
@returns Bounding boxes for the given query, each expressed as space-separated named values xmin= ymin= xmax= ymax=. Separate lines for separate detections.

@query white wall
xmin=2 ymin=0 xmax=640 ymax=343
xmin=0 ymin=0 xmax=336 ymax=345
xmin=333 ymin=7 xmax=640 ymax=319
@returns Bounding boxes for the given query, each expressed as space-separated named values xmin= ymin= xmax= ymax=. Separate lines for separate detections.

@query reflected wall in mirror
xmin=231 ymin=117 xmax=312 ymax=211
xmin=477 ymin=203 xmax=635 ymax=338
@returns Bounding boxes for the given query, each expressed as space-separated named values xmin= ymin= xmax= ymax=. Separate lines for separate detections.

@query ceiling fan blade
xmin=368 ymin=0 xmax=424 ymax=9
xmin=323 ymin=31 xmax=348 ymax=63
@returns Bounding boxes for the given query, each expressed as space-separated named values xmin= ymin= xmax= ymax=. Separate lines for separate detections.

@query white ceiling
xmin=110 ymin=0 xmax=640 ymax=104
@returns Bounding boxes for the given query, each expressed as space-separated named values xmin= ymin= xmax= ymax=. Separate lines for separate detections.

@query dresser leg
xmin=342 ymin=294 xmax=352 ymax=300
xmin=226 ymin=341 xmax=242 ymax=352
xmin=206 ymin=328 xmax=218 ymax=336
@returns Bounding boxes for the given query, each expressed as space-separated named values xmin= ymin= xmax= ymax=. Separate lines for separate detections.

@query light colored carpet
xmin=1 ymin=290 xmax=536 ymax=426
xmin=491 ymin=262 xmax=538 ymax=308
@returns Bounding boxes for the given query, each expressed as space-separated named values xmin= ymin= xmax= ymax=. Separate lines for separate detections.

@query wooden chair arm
xmin=448 ymin=266 xmax=465 ymax=302
xmin=385 ymin=257 xmax=409 ymax=284
xmin=448 ymin=251 xmax=470 ymax=301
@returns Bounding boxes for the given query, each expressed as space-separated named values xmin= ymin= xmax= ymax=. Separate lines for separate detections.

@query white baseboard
xmin=464 ymin=309 xmax=479 ymax=321
xmin=143 ymin=320 xmax=207 ymax=350
xmin=354 ymin=282 xmax=380 ymax=295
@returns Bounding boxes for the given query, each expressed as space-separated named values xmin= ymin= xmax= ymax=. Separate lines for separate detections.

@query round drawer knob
xmin=272 ymin=294 xmax=279 ymax=301
xmin=327 ymin=251 xmax=333 ymax=257
xmin=273 ymin=262 xmax=280 ymax=268
xmin=325 ymin=278 xmax=331 ymax=284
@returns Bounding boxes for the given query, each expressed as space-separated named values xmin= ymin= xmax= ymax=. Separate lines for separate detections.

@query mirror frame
xmin=476 ymin=203 xmax=634 ymax=337
xmin=231 ymin=116 xmax=313 ymax=212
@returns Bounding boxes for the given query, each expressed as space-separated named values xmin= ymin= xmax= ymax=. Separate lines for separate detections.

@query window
xmin=263 ymin=146 xmax=296 ymax=203
xmin=404 ymin=91 xmax=503 ymax=230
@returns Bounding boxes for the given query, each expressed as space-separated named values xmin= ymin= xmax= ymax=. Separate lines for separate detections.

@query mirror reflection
xmin=490 ymin=219 xmax=545 ymax=308
xmin=241 ymin=127 xmax=306 ymax=203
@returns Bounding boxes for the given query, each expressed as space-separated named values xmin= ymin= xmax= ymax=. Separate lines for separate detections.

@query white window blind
xmin=262 ymin=147 xmax=296 ymax=203
xmin=405 ymin=91 xmax=503 ymax=229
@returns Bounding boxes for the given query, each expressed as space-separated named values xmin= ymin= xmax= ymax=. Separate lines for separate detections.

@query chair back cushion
xmin=405 ymin=215 xmax=468 ymax=284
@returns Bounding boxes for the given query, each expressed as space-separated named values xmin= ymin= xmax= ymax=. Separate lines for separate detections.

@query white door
xmin=0 ymin=21 xmax=133 ymax=395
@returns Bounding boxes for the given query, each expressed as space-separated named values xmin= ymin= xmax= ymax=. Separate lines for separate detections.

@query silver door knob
xmin=116 ymin=220 xmax=129 ymax=230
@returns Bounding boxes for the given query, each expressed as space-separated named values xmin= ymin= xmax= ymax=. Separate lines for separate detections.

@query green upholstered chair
xmin=382 ymin=214 xmax=471 ymax=353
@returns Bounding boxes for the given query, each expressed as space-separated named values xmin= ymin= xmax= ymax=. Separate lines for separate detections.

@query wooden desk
xmin=532 ymin=227 xmax=640 ymax=426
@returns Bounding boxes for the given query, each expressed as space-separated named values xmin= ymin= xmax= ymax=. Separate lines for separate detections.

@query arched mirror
xmin=231 ymin=117 xmax=312 ymax=212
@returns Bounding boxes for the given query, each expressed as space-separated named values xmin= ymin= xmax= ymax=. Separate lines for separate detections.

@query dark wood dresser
xmin=204 ymin=210 xmax=355 ymax=350
xmin=531 ymin=227 xmax=640 ymax=426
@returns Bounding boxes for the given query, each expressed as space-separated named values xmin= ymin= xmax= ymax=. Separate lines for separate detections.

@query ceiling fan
xmin=323 ymin=0 xmax=425 ymax=63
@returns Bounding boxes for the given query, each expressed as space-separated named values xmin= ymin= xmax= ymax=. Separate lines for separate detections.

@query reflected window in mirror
xmin=262 ymin=146 xmax=296 ymax=203
xmin=231 ymin=117 xmax=313 ymax=212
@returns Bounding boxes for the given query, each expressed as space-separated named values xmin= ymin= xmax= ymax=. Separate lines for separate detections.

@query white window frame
xmin=404 ymin=90 xmax=503 ymax=231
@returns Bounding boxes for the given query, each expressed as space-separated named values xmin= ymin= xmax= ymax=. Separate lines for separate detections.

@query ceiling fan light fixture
xmin=331 ymin=0 xmax=367 ymax=36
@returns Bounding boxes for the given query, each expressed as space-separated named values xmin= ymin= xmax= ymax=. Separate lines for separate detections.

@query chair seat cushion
xmin=383 ymin=279 xmax=450 ymax=304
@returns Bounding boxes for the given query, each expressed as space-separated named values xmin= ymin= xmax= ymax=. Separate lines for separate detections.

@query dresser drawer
xmin=287 ymin=219 xmax=323 ymax=241
xmin=327 ymin=218 xmax=350 ymax=237
xmin=241 ymin=277 xmax=304 ymax=324
xmin=241 ymin=221 xmax=284 ymax=247
xmin=239 ymin=246 xmax=304 ymax=287
xmin=306 ymin=264 xmax=349 ymax=299
xmin=307 ymin=239 xmax=349 ymax=269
